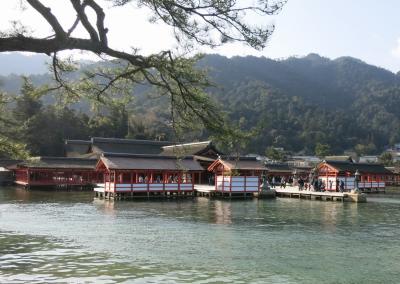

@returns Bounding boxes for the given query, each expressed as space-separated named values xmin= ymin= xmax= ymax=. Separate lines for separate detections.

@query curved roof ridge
xmin=91 ymin=137 xmax=174 ymax=145
xmin=29 ymin=156 xmax=96 ymax=162
xmin=65 ymin=140 xmax=91 ymax=145
xmin=162 ymin=141 xmax=211 ymax=149
xmin=102 ymin=152 xmax=195 ymax=160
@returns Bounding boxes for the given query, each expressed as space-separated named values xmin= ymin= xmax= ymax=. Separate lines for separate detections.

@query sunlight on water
xmin=1 ymin=186 xmax=400 ymax=283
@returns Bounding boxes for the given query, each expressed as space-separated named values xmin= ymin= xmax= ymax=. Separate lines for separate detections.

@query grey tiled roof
xmin=161 ymin=141 xmax=222 ymax=158
xmin=90 ymin=137 xmax=174 ymax=155
xmin=64 ymin=140 xmax=91 ymax=157
xmin=99 ymin=153 xmax=204 ymax=171
xmin=210 ymin=157 xmax=267 ymax=171
xmin=19 ymin=157 xmax=97 ymax=169
xmin=0 ymin=159 xmax=23 ymax=168
xmin=323 ymin=160 xmax=392 ymax=174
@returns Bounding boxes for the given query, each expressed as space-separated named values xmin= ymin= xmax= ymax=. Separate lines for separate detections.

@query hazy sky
xmin=1 ymin=0 xmax=400 ymax=72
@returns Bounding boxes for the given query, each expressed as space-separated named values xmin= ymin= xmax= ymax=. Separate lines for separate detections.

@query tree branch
xmin=26 ymin=0 xmax=66 ymax=39
xmin=70 ymin=0 xmax=100 ymax=43
xmin=0 ymin=0 xmax=285 ymax=137
xmin=0 ymin=36 xmax=148 ymax=66
xmin=84 ymin=0 xmax=108 ymax=45
xmin=67 ymin=16 xmax=80 ymax=36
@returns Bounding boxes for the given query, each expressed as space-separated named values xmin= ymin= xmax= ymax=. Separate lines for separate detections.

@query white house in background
xmin=392 ymin=143 xmax=400 ymax=152
xmin=359 ymin=155 xmax=379 ymax=163
xmin=384 ymin=143 xmax=400 ymax=163
xmin=288 ymin=156 xmax=321 ymax=167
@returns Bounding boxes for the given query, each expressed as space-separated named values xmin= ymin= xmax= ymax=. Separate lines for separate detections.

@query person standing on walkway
xmin=298 ymin=178 xmax=304 ymax=191
xmin=339 ymin=180 xmax=345 ymax=192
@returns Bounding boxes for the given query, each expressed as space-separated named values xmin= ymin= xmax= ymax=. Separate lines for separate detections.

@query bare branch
xmin=67 ymin=16 xmax=80 ymax=36
xmin=70 ymin=0 xmax=100 ymax=43
xmin=26 ymin=0 xmax=66 ymax=39
xmin=84 ymin=0 xmax=108 ymax=45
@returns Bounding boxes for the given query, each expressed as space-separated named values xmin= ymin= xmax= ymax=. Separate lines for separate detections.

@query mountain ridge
xmin=1 ymin=53 xmax=399 ymax=155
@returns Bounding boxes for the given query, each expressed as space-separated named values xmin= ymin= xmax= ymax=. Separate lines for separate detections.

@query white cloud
xmin=391 ymin=38 xmax=400 ymax=58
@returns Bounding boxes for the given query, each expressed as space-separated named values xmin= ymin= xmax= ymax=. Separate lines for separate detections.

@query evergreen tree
xmin=379 ymin=152 xmax=393 ymax=166
xmin=13 ymin=77 xmax=42 ymax=122
xmin=315 ymin=143 xmax=331 ymax=158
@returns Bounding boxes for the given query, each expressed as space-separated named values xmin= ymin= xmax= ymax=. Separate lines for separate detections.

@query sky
xmin=1 ymin=0 xmax=400 ymax=72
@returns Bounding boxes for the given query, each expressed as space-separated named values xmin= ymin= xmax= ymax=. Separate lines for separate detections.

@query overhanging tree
xmin=0 ymin=90 xmax=29 ymax=159
xmin=0 ymin=0 xmax=285 ymax=135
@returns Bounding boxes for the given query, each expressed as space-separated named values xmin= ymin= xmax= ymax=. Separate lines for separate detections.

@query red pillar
xmin=130 ymin=171 xmax=133 ymax=192
xmin=113 ymin=171 xmax=117 ymax=192
xmin=162 ymin=172 xmax=166 ymax=191
xmin=326 ymin=171 xmax=328 ymax=191
xmin=178 ymin=171 xmax=181 ymax=193
xmin=192 ymin=172 xmax=195 ymax=192
xmin=147 ymin=171 xmax=150 ymax=193
xmin=221 ymin=165 xmax=225 ymax=192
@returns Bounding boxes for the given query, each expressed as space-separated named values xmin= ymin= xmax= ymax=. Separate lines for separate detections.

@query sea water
xmin=1 ymin=187 xmax=400 ymax=283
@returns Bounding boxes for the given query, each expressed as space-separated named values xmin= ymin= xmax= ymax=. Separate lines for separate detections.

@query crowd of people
xmin=267 ymin=175 xmax=347 ymax=192
xmin=135 ymin=174 xmax=191 ymax=184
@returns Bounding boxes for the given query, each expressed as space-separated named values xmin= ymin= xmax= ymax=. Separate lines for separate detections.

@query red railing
xmin=14 ymin=169 xmax=103 ymax=186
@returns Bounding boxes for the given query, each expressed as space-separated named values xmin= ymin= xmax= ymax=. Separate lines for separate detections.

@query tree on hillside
xmin=354 ymin=143 xmax=377 ymax=156
xmin=10 ymin=78 xmax=93 ymax=156
xmin=379 ymin=152 xmax=393 ymax=166
xmin=0 ymin=91 xmax=29 ymax=159
xmin=13 ymin=77 xmax=42 ymax=122
xmin=265 ymin=146 xmax=285 ymax=161
xmin=0 ymin=0 xmax=286 ymax=135
xmin=315 ymin=143 xmax=331 ymax=158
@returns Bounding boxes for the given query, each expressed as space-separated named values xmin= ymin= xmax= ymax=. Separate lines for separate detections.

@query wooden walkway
xmin=94 ymin=184 xmax=195 ymax=200
xmin=275 ymin=187 xmax=366 ymax=203
xmin=195 ymin=185 xmax=214 ymax=193
xmin=194 ymin=184 xmax=255 ymax=198
xmin=94 ymin=184 xmax=366 ymax=202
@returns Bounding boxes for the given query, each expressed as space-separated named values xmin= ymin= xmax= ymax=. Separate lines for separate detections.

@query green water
xmin=1 ymin=187 xmax=400 ymax=283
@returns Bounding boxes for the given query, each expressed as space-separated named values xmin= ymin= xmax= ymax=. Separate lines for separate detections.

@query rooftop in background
xmin=161 ymin=141 xmax=222 ymax=159
xmin=287 ymin=155 xmax=321 ymax=168
xmin=64 ymin=140 xmax=92 ymax=158
xmin=65 ymin=138 xmax=222 ymax=160
xmin=90 ymin=137 xmax=174 ymax=156
xmin=290 ymin=156 xmax=321 ymax=162
xmin=0 ymin=159 xmax=23 ymax=169
xmin=324 ymin=156 xmax=354 ymax=162
xmin=17 ymin=157 xmax=97 ymax=169
xmin=265 ymin=163 xmax=292 ymax=173
xmin=98 ymin=153 xmax=204 ymax=171
xmin=386 ymin=143 xmax=400 ymax=152
xmin=64 ymin=137 xmax=175 ymax=157
xmin=358 ymin=155 xmax=379 ymax=163
xmin=385 ymin=167 xmax=400 ymax=174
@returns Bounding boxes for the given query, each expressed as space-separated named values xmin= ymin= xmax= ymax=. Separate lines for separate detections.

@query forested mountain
xmin=1 ymin=53 xmax=400 ymax=157
xmin=202 ymin=54 xmax=399 ymax=107
xmin=200 ymin=54 xmax=400 ymax=154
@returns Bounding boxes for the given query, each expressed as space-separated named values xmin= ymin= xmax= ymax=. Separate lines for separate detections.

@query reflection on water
xmin=1 ymin=186 xmax=400 ymax=283
xmin=214 ymin=200 xmax=232 ymax=225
